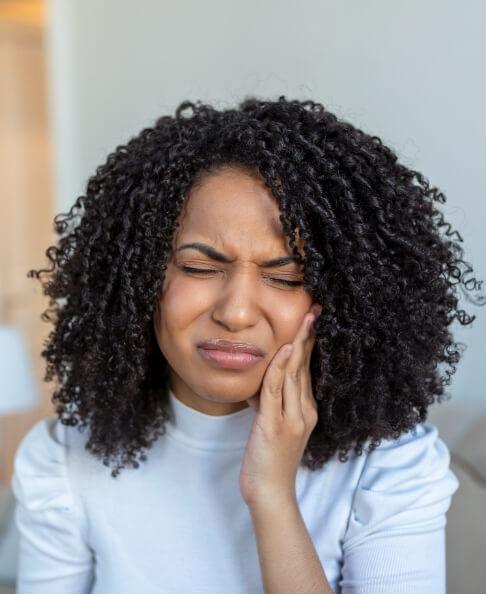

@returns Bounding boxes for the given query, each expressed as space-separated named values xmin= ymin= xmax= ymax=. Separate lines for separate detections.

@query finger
xmin=302 ymin=311 xmax=320 ymax=411
xmin=303 ymin=313 xmax=318 ymax=368
xmin=260 ymin=343 xmax=293 ymax=420
xmin=300 ymin=365 xmax=318 ymax=416
xmin=282 ymin=312 xmax=315 ymax=418
xmin=302 ymin=302 xmax=322 ymax=370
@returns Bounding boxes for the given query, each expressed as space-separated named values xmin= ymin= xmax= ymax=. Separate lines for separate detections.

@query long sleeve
xmin=339 ymin=422 xmax=460 ymax=594
xmin=11 ymin=417 xmax=95 ymax=594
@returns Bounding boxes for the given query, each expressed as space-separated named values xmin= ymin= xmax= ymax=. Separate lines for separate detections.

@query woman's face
xmin=153 ymin=166 xmax=314 ymax=416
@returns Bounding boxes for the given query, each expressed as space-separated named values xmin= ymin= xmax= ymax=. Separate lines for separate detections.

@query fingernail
xmin=307 ymin=315 xmax=316 ymax=330
xmin=311 ymin=304 xmax=322 ymax=317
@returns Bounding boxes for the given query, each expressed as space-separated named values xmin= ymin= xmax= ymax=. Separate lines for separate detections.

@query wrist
xmin=246 ymin=489 xmax=298 ymax=515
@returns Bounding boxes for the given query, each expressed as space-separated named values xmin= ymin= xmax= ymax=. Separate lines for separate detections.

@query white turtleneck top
xmin=11 ymin=388 xmax=459 ymax=594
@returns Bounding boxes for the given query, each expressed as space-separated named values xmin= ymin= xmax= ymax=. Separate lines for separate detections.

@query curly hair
xmin=29 ymin=96 xmax=484 ymax=478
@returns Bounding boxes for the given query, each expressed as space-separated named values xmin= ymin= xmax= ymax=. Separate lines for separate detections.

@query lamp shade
xmin=0 ymin=324 xmax=39 ymax=415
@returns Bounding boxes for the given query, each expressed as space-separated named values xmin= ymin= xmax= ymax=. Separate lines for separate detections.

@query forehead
xmin=173 ymin=167 xmax=305 ymax=258
xmin=181 ymin=167 xmax=282 ymax=232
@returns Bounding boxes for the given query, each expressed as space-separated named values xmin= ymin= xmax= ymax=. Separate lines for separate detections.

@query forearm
xmin=249 ymin=495 xmax=334 ymax=594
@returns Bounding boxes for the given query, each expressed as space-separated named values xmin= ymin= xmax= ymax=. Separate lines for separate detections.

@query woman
xmin=12 ymin=97 xmax=478 ymax=593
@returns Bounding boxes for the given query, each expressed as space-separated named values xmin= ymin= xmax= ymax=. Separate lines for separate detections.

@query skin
xmin=153 ymin=165 xmax=330 ymax=590
xmin=153 ymin=165 xmax=318 ymax=417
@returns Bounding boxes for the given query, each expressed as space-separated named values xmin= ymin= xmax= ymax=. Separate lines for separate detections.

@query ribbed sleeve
xmin=339 ymin=422 xmax=460 ymax=594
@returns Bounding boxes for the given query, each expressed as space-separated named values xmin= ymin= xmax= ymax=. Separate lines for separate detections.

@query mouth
xmin=197 ymin=346 xmax=264 ymax=369
xmin=196 ymin=338 xmax=265 ymax=357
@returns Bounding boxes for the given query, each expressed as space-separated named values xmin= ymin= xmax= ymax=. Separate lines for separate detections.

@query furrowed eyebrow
xmin=176 ymin=242 xmax=303 ymax=268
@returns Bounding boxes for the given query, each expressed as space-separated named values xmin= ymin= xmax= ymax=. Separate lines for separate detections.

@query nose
xmin=210 ymin=269 xmax=261 ymax=331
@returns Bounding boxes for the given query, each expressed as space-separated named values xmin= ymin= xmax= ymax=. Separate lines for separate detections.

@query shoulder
xmin=359 ymin=421 xmax=458 ymax=491
xmin=343 ymin=421 xmax=460 ymax=550
xmin=12 ymin=417 xmax=97 ymax=582
xmin=12 ymin=415 xmax=89 ymax=512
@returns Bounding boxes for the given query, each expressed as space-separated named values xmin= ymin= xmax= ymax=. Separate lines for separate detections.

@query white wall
xmin=45 ymin=0 xmax=486 ymax=405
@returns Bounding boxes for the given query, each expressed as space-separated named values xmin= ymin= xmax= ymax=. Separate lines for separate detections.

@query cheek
xmin=154 ymin=293 xmax=190 ymax=361
xmin=275 ymin=301 xmax=312 ymax=338
xmin=157 ymin=274 xmax=206 ymax=334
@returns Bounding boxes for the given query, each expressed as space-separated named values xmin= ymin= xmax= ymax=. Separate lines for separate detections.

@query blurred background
xmin=0 ymin=0 xmax=485 ymax=591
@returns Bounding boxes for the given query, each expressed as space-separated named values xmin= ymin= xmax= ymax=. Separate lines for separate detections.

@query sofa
xmin=426 ymin=399 xmax=486 ymax=594
xmin=0 ymin=399 xmax=484 ymax=593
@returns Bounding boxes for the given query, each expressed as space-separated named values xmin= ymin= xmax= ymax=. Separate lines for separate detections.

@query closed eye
xmin=180 ymin=266 xmax=304 ymax=287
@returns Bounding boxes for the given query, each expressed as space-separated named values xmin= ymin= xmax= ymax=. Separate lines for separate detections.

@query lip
xmin=197 ymin=347 xmax=263 ymax=369
xmin=197 ymin=339 xmax=265 ymax=357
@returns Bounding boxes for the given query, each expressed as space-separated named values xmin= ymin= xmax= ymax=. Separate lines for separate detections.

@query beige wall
xmin=0 ymin=0 xmax=55 ymax=487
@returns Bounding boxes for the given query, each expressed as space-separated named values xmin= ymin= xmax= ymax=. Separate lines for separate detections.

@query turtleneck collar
xmin=163 ymin=387 xmax=256 ymax=451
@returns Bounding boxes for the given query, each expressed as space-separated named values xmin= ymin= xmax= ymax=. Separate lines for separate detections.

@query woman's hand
xmin=239 ymin=303 xmax=322 ymax=508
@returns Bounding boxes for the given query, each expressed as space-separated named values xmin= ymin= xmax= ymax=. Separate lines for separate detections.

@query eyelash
xmin=180 ymin=266 xmax=304 ymax=287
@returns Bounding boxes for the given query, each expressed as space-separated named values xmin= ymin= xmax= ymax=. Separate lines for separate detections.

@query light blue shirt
xmin=12 ymin=389 xmax=459 ymax=593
